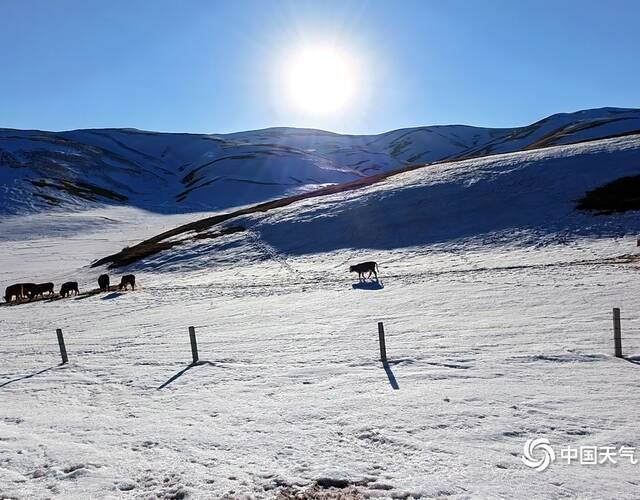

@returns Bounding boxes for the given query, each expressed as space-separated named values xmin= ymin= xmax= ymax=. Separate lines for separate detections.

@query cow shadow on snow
xmin=352 ymin=280 xmax=384 ymax=290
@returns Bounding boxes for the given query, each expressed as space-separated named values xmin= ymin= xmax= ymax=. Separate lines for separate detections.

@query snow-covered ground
xmin=2 ymin=233 xmax=640 ymax=498
xmin=2 ymin=133 xmax=640 ymax=498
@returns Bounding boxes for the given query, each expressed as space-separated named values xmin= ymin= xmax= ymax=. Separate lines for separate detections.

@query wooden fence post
xmin=613 ymin=308 xmax=622 ymax=358
xmin=56 ymin=328 xmax=68 ymax=364
xmin=189 ymin=326 xmax=199 ymax=364
xmin=378 ymin=322 xmax=387 ymax=363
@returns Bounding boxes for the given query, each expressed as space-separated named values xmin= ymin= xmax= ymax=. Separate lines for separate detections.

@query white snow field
xmin=2 ymin=133 xmax=640 ymax=498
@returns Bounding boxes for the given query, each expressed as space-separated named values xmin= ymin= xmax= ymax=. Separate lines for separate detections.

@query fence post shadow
xmin=382 ymin=361 xmax=399 ymax=390
xmin=377 ymin=321 xmax=398 ymax=389
xmin=157 ymin=360 xmax=218 ymax=390
xmin=0 ymin=365 xmax=60 ymax=389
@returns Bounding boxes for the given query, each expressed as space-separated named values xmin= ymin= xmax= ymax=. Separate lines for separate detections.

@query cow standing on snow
xmin=118 ymin=274 xmax=136 ymax=291
xmin=4 ymin=283 xmax=37 ymax=303
xmin=349 ymin=261 xmax=379 ymax=281
xmin=32 ymin=282 xmax=55 ymax=299
xmin=60 ymin=282 xmax=79 ymax=297
xmin=98 ymin=274 xmax=110 ymax=292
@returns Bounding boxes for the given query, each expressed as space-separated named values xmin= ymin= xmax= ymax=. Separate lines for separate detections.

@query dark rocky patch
xmin=577 ymin=174 xmax=640 ymax=214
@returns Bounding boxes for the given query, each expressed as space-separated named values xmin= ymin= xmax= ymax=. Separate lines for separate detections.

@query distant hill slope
xmin=1 ymin=107 xmax=639 ymax=215
xmin=94 ymin=134 xmax=640 ymax=271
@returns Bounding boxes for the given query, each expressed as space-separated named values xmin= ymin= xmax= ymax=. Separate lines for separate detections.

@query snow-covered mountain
xmin=1 ymin=107 xmax=639 ymax=215
xmin=93 ymin=133 xmax=640 ymax=272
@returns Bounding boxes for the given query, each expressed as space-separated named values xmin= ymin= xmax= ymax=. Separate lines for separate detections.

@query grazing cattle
xmin=118 ymin=274 xmax=136 ymax=291
xmin=60 ymin=281 xmax=79 ymax=297
xmin=98 ymin=274 xmax=110 ymax=292
xmin=32 ymin=282 xmax=55 ymax=299
xmin=4 ymin=284 xmax=19 ymax=303
xmin=4 ymin=283 xmax=37 ymax=303
xmin=22 ymin=283 xmax=38 ymax=299
xmin=349 ymin=261 xmax=379 ymax=281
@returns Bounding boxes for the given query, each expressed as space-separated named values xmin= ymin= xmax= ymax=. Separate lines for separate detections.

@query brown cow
xmin=118 ymin=274 xmax=136 ymax=291
xmin=60 ymin=282 xmax=79 ymax=297
xmin=349 ymin=261 xmax=379 ymax=281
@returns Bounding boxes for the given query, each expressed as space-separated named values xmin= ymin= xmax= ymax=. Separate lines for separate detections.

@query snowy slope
xmin=1 ymin=107 xmax=639 ymax=216
xmin=454 ymin=107 xmax=640 ymax=159
xmin=251 ymin=134 xmax=640 ymax=254
xmin=97 ymin=134 xmax=640 ymax=274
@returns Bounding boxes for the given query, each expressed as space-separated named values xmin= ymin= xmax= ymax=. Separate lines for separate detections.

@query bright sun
xmin=284 ymin=46 xmax=358 ymax=116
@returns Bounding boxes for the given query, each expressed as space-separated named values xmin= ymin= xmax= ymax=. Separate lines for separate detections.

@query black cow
xmin=22 ymin=283 xmax=38 ymax=299
xmin=4 ymin=283 xmax=36 ymax=303
xmin=60 ymin=281 xmax=79 ymax=297
xmin=98 ymin=274 xmax=110 ymax=292
xmin=32 ymin=282 xmax=55 ymax=299
xmin=349 ymin=261 xmax=379 ymax=281
xmin=118 ymin=274 xmax=136 ymax=291
xmin=4 ymin=284 xmax=20 ymax=303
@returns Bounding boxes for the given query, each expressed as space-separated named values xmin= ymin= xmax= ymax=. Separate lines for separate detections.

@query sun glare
xmin=284 ymin=46 xmax=358 ymax=116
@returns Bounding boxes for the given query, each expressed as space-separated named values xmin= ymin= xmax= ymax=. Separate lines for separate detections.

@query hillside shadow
xmin=255 ymin=150 xmax=640 ymax=257
xmin=352 ymin=280 xmax=384 ymax=290
xmin=0 ymin=365 xmax=59 ymax=389
xmin=101 ymin=292 xmax=124 ymax=300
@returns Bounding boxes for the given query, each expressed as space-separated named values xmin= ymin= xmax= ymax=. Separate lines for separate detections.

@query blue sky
xmin=1 ymin=0 xmax=638 ymax=134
